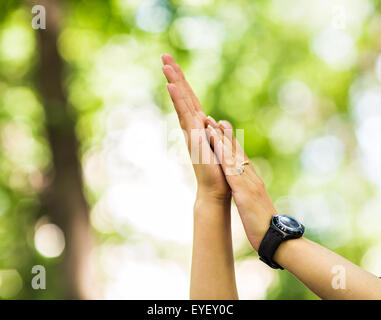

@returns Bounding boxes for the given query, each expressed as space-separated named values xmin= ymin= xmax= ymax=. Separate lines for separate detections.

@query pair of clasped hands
xmin=161 ymin=54 xmax=276 ymax=251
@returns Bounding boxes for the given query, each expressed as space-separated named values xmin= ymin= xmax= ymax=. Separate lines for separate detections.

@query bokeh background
xmin=0 ymin=0 xmax=381 ymax=299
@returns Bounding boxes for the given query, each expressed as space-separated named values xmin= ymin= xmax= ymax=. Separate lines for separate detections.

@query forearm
xmin=274 ymin=237 xmax=381 ymax=300
xmin=190 ymin=192 xmax=238 ymax=300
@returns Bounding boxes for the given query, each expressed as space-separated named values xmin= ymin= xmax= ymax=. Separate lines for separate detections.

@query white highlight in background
xmin=34 ymin=223 xmax=65 ymax=258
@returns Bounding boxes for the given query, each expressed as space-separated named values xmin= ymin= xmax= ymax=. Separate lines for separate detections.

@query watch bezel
xmin=271 ymin=215 xmax=305 ymax=238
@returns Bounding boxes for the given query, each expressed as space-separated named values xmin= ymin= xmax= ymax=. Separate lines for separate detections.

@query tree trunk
xmin=33 ymin=0 xmax=92 ymax=299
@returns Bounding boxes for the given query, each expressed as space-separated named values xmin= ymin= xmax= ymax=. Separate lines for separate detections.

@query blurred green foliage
xmin=0 ymin=0 xmax=380 ymax=299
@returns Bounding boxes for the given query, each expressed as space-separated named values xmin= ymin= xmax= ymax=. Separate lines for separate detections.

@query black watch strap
xmin=258 ymin=227 xmax=284 ymax=270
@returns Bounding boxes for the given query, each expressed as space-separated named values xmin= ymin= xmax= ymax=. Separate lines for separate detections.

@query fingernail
xmin=207 ymin=124 xmax=216 ymax=133
xmin=161 ymin=54 xmax=170 ymax=62
xmin=207 ymin=116 xmax=218 ymax=127
xmin=219 ymin=120 xmax=232 ymax=130
xmin=218 ymin=122 xmax=226 ymax=130
xmin=162 ymin=65 xmax=168 ymax=74
xmin=166 ymin=83 xmax=175 ymax=93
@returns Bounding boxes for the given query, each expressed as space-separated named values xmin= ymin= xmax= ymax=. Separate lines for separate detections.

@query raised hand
xmin=161 ymin=54 xmax=230 ymax=201
xmin=162 ymin=55 xmax=238 ymax=299
xmin=206 ymin=122 xmax=277 ymax=251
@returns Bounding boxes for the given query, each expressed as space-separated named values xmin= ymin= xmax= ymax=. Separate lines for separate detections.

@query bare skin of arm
xmin=275 ymin=238 xmax=381 ymax=300
xmin=161 ymin=54 xmax=238 ymax=300
xmin=191 ymin=195 xmax=238 ymax=299
xmin=207 ymin=123 xmax=381 ymax=300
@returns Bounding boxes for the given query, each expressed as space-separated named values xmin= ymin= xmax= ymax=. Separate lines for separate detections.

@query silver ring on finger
xmin=236 ymin=160 xmax=249 ymax=175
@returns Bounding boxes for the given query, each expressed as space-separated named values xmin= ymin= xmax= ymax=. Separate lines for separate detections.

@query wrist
xmin=241 ymin=208 xmax=272 ymax=252
xmin=250 ymin=218 xmax=272 ymax=252
xmin=194 ymin=191 xmax=231 ymax=221
xmin=194 ymin=196 xmax=231 ymax=213
xmin=196 ymin=187 xmax=232 ymax=204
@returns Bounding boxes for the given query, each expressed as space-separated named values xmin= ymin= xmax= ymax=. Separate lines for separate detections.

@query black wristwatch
xmin=258 ymin=215 xmax=305 ymax=269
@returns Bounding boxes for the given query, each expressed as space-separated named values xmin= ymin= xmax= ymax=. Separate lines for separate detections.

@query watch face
xmin=272 ymin=215 xmax=304 ymax=235
xmin=279 ymin=216 xmax=300 ymax=229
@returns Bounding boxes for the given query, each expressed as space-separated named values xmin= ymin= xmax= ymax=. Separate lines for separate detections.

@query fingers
xmin=162 ymin=64 xmax=179 ymax=83
xmin=207 ymin=120 xmax=254 ymax=177
xmin=161 ymin=54 xmax=205 ymax=120
xmin=219 ymin=120 xmax=250 ymax=163
xmin=206 ymin=125 xmax=235 ymax=168
xmin=166 ymin=83 xmax=191 ymax=128
xmin=162 ymin=64 xmax=194 ymax=112
xmin=218 ymin=120 xmax=234 ymax=148
xmin=218 ymin=120 xmax=233 ymax=130
xmin=206 ymin=117 xmax=232 ymax=147
xmin=162 ymin=56 xmax=193 ymax=109
xmin=163 ymin=64 xmax=195 ymax=131
xmin=206 ymin=115 xmax=218 ymax=128
xmin=207 ymin=118 xmax=234 ymax=143
xmin=205 ymin=124 xmax=216 ymax=149
xmin=205 ymin=116 xmax=223 ymax=150
xmin=162 ymin=63 xmax=198 ymax=130
xmin=162 ymin=54 xmax=185 ymax=80
xmin=205 ymin=125 xmax=223 ymax=166
xmin=162 ymin=55 xmax=218 ymax=167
